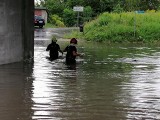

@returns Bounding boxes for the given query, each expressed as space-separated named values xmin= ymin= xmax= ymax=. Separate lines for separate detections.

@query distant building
xmin=34 ymin=7 xmax=48 ymax=23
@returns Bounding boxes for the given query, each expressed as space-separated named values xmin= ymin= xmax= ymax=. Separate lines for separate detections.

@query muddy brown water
xmin=0 ymin=28 xmax=160 ymax=120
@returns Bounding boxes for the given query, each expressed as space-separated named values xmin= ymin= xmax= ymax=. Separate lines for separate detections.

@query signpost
xmin=73 ymin=6 xmax=83 ymax=27
xmin=134 ymin=11 xmax=145 ymax=37
xmin=73 ymin=6 xmax=84 ymax=12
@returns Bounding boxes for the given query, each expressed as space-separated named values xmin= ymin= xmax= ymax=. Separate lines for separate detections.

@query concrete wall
xmin=0 ymin=0 xmax=34 ymax=65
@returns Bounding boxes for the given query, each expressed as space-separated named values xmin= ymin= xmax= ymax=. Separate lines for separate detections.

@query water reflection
xmin=32 ymin=46 xmax=81 ymax=119
xmin=31 ymin=43 xmax=129 ymax=120
xmin=0 ymin=62 xmax=33 ymax=120
xmin=116 ymin=47 xmax=160 ymax=120
xmin=1 ymin=42 xmax=160 ymax=119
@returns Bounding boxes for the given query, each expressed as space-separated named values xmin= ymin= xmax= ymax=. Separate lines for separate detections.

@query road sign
xmin=73 ymin=6 xmax=84 ymax=12
xmin=135 ymin=11 xmax=145 ymax=14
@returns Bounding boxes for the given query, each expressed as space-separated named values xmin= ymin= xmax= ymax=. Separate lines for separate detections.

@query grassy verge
xmin=69 ymin=12 xmax=160 ymax=43
xmin=44 ymin=23 xmax=56 ymax=28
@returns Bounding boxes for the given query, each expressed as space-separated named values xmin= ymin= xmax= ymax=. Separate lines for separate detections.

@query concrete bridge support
xmin=0 ymin=0 xmax=34 ymax=65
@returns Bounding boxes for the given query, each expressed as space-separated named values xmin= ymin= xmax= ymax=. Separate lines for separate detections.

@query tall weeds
xmin=83 ymin=12 xmax=160 ymax=43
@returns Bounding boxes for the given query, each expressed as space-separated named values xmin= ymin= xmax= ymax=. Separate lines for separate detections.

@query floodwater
xmin=0 ymin=28 xmax=160 ymax=120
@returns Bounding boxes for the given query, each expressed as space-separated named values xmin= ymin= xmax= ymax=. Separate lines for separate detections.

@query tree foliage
xmin=37 ymin=0 xmax=160 ymax=13
xmin=63 ymin=8 xmax=76 ymax=27
xmin=35 ymin=0 xmax=160 ymax=26
xmin=50 ymin=14 xmax=65 ymax=27
xmin=83 ymin=6 xmax=93 ymax=22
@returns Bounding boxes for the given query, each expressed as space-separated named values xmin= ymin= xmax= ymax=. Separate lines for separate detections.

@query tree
xmin=139 ymin=0 xmax=160 ymax=10
xmin=65 ymin=0 xmax=85 ymax=7
xmin=63 ymin=8 xmax=76 ymax=26
xmin=38 ymin=0 xmax=65 ymax=17
xmin=113 ymin=4 xmax=124 ymax=13
xmin=123 ymin=0 xmax=160 ymax=11
xmin=35 ymin=0 xmax=160 ymax=26
xmin=83 ymin=6 xmax=93 ymax=22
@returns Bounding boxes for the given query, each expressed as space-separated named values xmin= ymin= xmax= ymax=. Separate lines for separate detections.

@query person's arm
xmin=46 ymin=44 xmax=50 ymax=51
xmin=59 ymin=49 xmax=63 ymax=55
xmin=57 ymin=44 xmax=63 ymax=55
xmin=63 ymin=46 xmax=68 ymax=52
xmin=72 ymin=51 xmax=81 ymax=56
xmin=72 ymin=46 xmax=84 ymax=56
xmin=72 ymin=46 xmax=84 ymax=57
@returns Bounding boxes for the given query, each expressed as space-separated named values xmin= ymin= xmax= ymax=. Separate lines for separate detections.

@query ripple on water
xmin=29 ymin=45 xmax=160 ymax=120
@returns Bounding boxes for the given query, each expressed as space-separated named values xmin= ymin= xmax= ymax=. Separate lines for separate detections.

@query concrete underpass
xmin=0 ymin=0 xmax=34 ymax=65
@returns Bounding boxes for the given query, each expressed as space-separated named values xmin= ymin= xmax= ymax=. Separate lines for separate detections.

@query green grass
xmin=70 ymin=11 xmax=160 ymax=43
xmin=44 ymin=23 xmax=56 ymax=28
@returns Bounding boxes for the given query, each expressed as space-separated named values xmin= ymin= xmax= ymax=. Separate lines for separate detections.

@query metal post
xmin=77 ymin=11 xmax=79 ymax=27
xmin=134 ymin=12 xmax=136 ymax=37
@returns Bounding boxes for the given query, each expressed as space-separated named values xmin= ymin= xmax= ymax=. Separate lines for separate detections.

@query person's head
xmin=51 ymin=36 xmax=57 ymax=43
xmin=70 ymin=38 xmax=77 ymax=44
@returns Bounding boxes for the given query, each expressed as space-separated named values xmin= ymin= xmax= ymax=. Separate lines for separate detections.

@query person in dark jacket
xmin=63 ymin=38 xmax=83 ymax=64
xmin=46 ymin=36 xmax=63 ymax=61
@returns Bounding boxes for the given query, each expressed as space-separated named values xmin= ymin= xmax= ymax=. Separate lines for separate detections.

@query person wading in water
xmin=63 ymin=38 xmax=84 ymax=65
xmin=46 ymin=36 xmax=63 ymax=61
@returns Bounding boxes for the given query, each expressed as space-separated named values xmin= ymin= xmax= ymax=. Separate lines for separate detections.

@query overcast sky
xmin=35 ymin=0 xmax=40 ymax=3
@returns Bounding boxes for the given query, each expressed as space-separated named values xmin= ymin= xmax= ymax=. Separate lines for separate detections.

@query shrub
xmin=83 ymin=6 xmax=93 ymax=22
xmin=50 ymin=14 xmax=65 ymax=27
xmin=63 ymin=8 xmax=76 ymax=27
xmin=83 ymin=11 xmax=160 ymax=43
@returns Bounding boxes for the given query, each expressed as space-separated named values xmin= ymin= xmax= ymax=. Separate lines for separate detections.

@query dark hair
xmin=70 ymin=38 xmax=77 ymax=44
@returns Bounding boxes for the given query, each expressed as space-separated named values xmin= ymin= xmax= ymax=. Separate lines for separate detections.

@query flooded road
xmin=0 ymin=28 xmax=160 ymax=120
